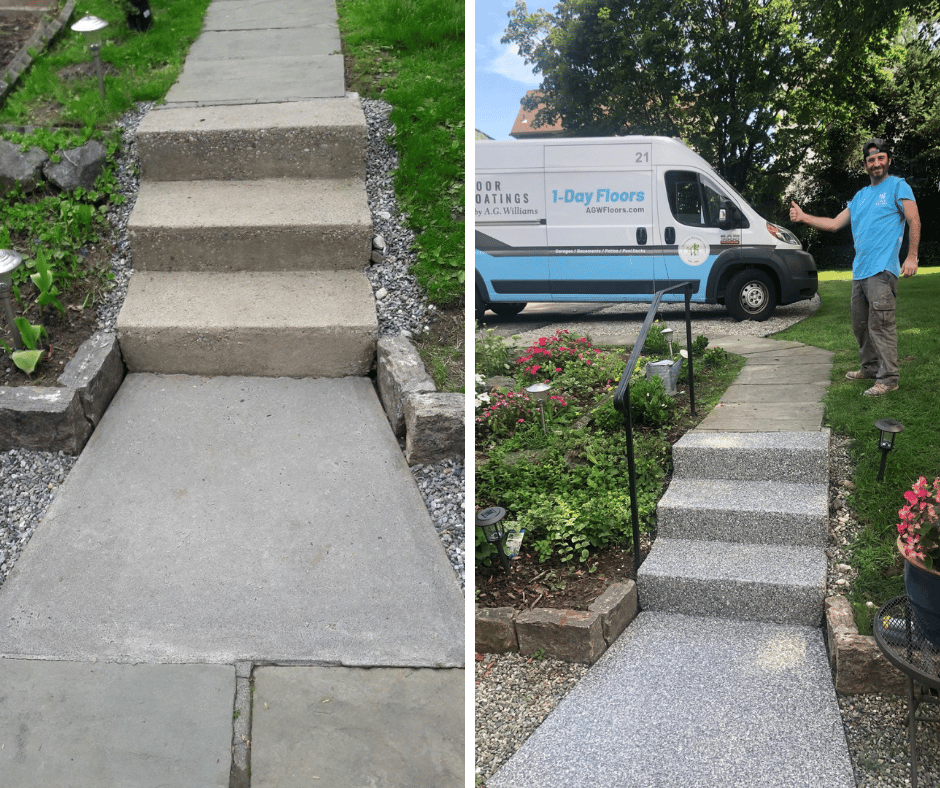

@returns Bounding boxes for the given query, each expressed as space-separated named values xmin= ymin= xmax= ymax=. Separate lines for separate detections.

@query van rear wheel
xmin=490 ymin=302 xmax=527 ymax=316
xmin=726 ymin=270 xmax=776 ymax=321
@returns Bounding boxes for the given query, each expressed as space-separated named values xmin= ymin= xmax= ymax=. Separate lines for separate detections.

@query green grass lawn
xmin=337 ymin=0 xmax=464 ymax=307
xmin=775 ymin=269 xmax=940 ymax=630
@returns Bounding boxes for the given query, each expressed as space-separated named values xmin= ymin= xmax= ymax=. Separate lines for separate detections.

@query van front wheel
xmin=726 ymin=270 xmax=776 ymax=321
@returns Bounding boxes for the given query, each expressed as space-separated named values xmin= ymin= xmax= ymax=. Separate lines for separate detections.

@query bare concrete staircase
xmin=638 ymin=430 xmax=831 ymax=625
xmin=117 ymin=96 xmax=378 ymax=377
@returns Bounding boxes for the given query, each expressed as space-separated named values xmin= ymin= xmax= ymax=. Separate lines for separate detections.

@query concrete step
xmin=116 ymin=270 xmax=377 ymax=377
xmin=637 ymin=537 xmax=825 ymax=626
xmin=656 ymin=478 xmax=828 ymax=547
xmin=671 ymin=430 xmax=830 ymax=483
xmin=128 ymin=178 xmax=372 ymax=272
xmin=137 ymin=98 xmax=367 ymax=182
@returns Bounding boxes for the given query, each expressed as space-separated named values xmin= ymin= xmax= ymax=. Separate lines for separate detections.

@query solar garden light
xmin=875 ymin=418 xmax=905 ymax=482
xmin=476 ymin=506 xmax=511 ymax=574
xmin=71 ymin=14 xmax=108 ymax=100
xmin=526 ymin=381 xmax=551 ymax=433
xmin=0 ymin=250 xmax=24 ymax=350
xmin=661 ymin=326 xmax=674 ymax=358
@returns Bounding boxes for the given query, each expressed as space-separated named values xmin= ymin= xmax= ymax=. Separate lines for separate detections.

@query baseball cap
xmin=863 ymin=138 xmax=892 ymax=159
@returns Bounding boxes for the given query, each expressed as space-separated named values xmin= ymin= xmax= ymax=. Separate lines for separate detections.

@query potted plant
xmin=896 ymin=476 xmax=940 ymax=646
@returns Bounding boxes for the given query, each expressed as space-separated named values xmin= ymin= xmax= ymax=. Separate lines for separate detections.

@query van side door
xmin=656 ymin=168 xmax=746 ymax=301
xmin=475 ymin=148 xmax=551 ymax=306
xmin=542 ymin=143 xmax=658 ymax=302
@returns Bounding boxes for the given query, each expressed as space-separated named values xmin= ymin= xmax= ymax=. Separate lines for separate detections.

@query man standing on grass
xmin=789 ymin=138 xmax=921 ymax=396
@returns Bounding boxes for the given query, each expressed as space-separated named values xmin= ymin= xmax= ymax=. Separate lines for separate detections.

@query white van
xmin=474 ymin=136 xmax=818 ymax=321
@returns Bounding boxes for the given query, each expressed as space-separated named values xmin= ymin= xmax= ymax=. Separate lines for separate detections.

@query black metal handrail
xmin=613 ymin=283 xmax=696 ymax=572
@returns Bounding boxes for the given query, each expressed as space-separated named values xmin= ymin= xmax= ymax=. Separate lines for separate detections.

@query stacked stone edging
xmin=825 ymin=594 xmax=908 ymax=694
xmin=0 ymin=332 xmax=460 ymax=462
xmin=0 ymin=331 xmax=124 ymax=453
xmin=475 ymin=582 xmax=638 ymax=664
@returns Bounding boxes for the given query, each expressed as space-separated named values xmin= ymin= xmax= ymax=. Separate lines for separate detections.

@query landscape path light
xmin=875 ymin=418 xmax=905 ymax=482
xmin=661 ymin=326 xmax=674 ymax=358
xmin=71 ymin=14 xmax=108 ymax=100
xmin=526 ymin=381 xmax=551 ymax=433
xmin=476 ymin=506 xmax=511 ymax=574
xmin=0 ymin=250 xmax=24 ymax=350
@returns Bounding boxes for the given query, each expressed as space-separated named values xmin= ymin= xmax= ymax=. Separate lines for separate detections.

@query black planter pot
xmin=126 ymin=0 xmax=153 ymax=32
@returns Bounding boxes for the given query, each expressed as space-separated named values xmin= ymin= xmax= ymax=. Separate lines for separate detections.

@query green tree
xmin=503 ymin=0 xmax=900 ymax=212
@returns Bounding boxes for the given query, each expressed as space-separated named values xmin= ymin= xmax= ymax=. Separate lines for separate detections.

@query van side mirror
xmin=718 ymin=199 xmax=742 ymax=230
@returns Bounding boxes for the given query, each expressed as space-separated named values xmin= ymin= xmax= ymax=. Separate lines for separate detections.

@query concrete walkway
xmin=489 ymin=336 xmax=856 ymax=788
xmin=0 ymin=3 xmax=463 ymax=787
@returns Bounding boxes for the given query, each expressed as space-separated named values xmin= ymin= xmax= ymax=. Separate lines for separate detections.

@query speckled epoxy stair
xmin=488 ymin=339 xmax=853 ymax=788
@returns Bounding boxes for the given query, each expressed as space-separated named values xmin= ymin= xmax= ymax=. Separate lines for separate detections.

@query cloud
xmin=487 ymin=37 xmax=541 ymax=86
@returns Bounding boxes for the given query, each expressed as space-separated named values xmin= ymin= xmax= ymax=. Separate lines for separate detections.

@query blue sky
xmin=475 ymin=0 xmax=543 ymax=140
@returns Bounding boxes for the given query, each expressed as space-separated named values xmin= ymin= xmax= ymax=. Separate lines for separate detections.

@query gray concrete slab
xmin=166 ymin=55 xmax=344 ymax=104
xmin=0 ymin=659 xmax=233 ymax=788
xmin=0 ymin=375 xmax=463 ymax=666
xmin=186 ymin=27 xmax=339 ymax=61
xmin=716 ymin=381 xmax=830 ymax=404
xmin=203 ymin=0 xmax=337 ymax=30
xmin=696 ymin=402 xmax=826 ymax=431
xmin=732 ymin=363 xmax=833 ymax=385
xmin=252 ymin=666 xmax=464 ymax=787
xmin=488 ymin=612 xmax=855 ymax=788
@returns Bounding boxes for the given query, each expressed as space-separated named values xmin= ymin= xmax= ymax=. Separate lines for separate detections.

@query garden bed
xmin=475 ymin=327 xmax=744 ymax=627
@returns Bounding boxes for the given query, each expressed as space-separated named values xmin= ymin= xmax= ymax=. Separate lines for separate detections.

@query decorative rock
xmin=56 ymin=331 xmax=125 ymax=426
xmin=370 ymin=249 xmax=384 ymax=264
xmin=0 ymin=139 xmax=48 ymax=195
xmin=372 ymin=234 xmax=386 ymax=251
xmin=404 ymin=392 xmax=463 ymax=465
xmin=516 ymin=609 xmax=605 ymax=664
xmin=43 ymin=141 xmax=108 ymax=191
xmin=376 ymin=336 xmax=435 ymax=437
xmin=0 ymin=387 xmax=91 ymax=453
xmin=374 ymin=286 xmax=388 ymax=301
xmin=475 ymin=607 xmax=518 ymax=654
xmin=588 ymin=581 xmax=638 ymax=645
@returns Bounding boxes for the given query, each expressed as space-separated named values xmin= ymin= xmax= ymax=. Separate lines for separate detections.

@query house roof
xmin=510 ymin=91 xmax=565 ymax=138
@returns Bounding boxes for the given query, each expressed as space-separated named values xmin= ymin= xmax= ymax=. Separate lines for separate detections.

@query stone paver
xmin=251 ymin=666 xmax=464 ymax=788
xmin=0 ymin=659 xmax=233 ymax=788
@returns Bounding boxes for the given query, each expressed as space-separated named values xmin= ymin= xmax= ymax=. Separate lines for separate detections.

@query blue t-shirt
xmin=848 ymin=175 xmax=915 ymax=280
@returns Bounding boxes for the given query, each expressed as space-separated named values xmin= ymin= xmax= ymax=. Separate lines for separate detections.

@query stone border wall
xmin=825 ymin=594 xmax=908 ymax=695
xmin=0 ymin=331 xmax=125 ymax=454
xmin=475 ymin=582 xmax=638 ymax=664
xmin=476 ymin=587 xmax=915 ymax=691
xmin=1 ymin=333 xmax=462 ymax=463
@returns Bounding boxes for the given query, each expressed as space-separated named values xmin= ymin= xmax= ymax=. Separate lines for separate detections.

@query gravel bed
xmin=475 ymin=301 xmax=940 ymax=786
xmin=1 ymin=97 xmax=464 ymax=592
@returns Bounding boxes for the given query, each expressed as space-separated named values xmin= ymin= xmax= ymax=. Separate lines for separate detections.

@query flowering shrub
xmin=897 ymin=476 xmax=940 ymax=569
xmin=515 ymin=329 xmax=603 ymax=383
xmin=475 ymin=388 xmax=570 ymax=439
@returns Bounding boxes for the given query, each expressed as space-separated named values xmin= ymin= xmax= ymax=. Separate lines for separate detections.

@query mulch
xmin=0 ymin=16 xmax=42 ymax=73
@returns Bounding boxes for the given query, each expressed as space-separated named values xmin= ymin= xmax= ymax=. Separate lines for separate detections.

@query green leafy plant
xmin=476 ymin=325 xmax=513 ymax=378
xmin=2 ymin=318 xmax=49 ymax=375
xmin=628 ymin=376 xmax=677 ymax=427
xmin=30 ymin=258 xmax=66 ymax=317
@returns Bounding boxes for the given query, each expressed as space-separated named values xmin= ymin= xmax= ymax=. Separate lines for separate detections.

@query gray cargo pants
xmin=851 ymin=271 xmax=899 ymax=387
